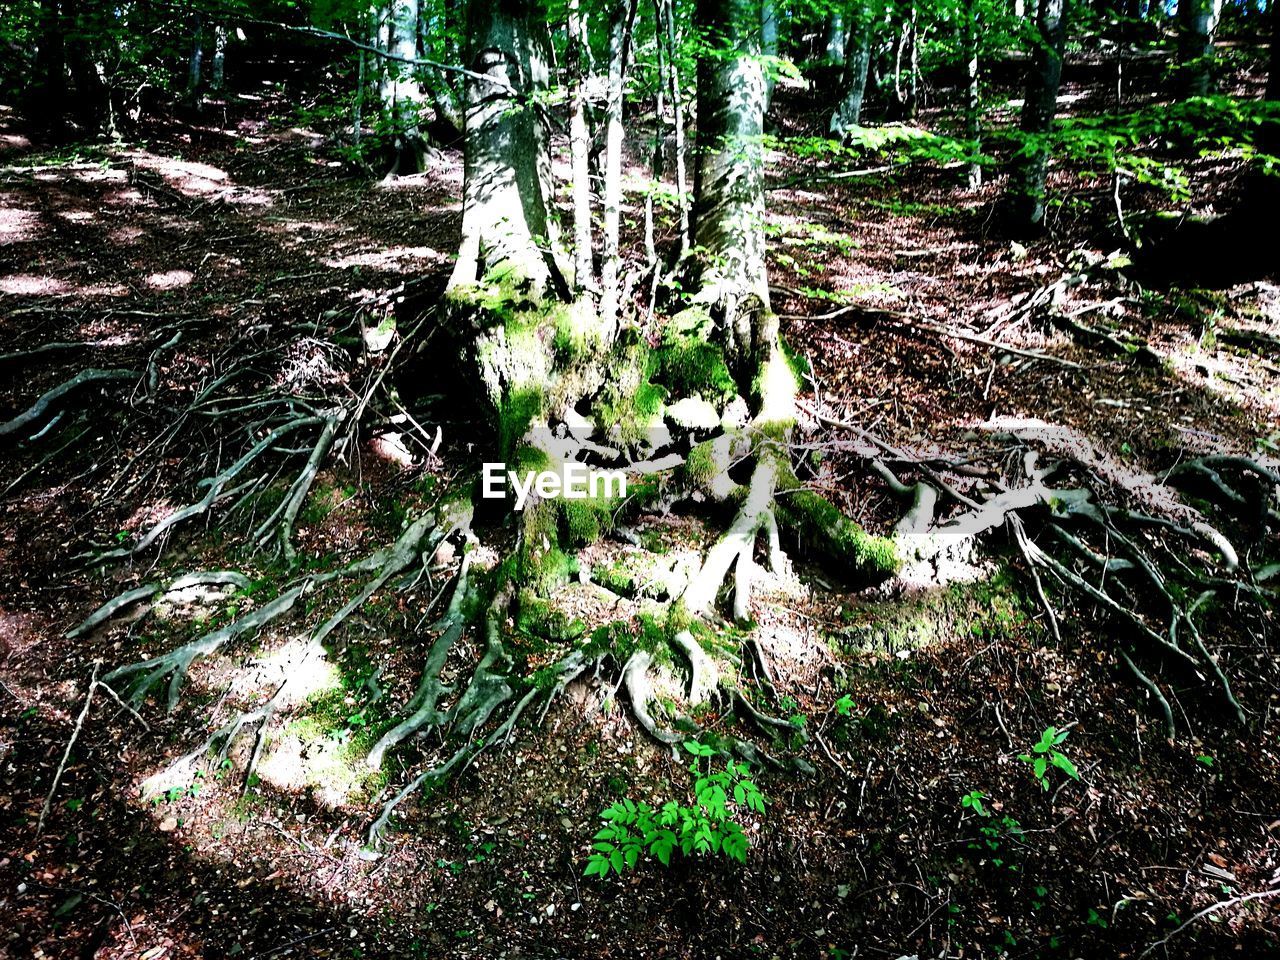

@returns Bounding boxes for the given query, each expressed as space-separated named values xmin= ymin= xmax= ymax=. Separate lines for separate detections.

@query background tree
xmin=1005 ymin=0 xmax=1066 ymax=232
xmin=1178 ymin=0 xmax=1222 ymax=96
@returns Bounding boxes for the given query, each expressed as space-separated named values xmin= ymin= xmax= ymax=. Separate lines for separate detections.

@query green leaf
xmin=583 ymin=854 xmax=610 ymax=878
xmin=1051 ymin=752 xmax=1080 ymax=780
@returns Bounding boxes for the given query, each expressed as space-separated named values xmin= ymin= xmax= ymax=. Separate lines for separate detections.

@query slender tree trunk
xmin=826 ymin=8 xmax=847 ymax=65
xmin=353 ymin=49 xmax=366 ymax=145
xmin=419 ymin=6 xmax=463 ymax=136
xmin=691 ymin=0 xmax=771 ymax=369
xmin=600 ymin=0 xmax=639 ymax=331
xmin=830 ymin=5 xmax=872 ymax=134
xmin=762 ymin=0 xmax=779 ymax=112
xmin=211 ymin=25 xmax=227 ymax=92
xmin=1178 ymin=0 xmax=1222 ymax=96
xmin=31 ymin=0 xmax=67 ymax=137
xmin=964 ymin=0 xmax=982 ymax=188
xmin=646 ymin=0 xmax=667 ymax=276
xmin=1006 ymin=0 xmax=1065 ymax=233
xmin=568 ymin=0 xmax=594 ymax=292
xmin=186 ymin=12 xmax=204 ymax=105
xmin=660 ymin=0 xmax=691 ymax=257
xmin=385 ymin=0 xmax=426 ymax=174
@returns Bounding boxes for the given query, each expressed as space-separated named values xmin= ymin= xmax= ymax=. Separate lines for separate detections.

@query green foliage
xmin=960 ymin=791 xmax=1025 ymax=872
xmin=1018 ymin=726 xmax=1080 ymax=790
xmin=960 ymin=789 xmax=987 ymax=817
xmin=583 ymin=740 xmax=765 ymax=877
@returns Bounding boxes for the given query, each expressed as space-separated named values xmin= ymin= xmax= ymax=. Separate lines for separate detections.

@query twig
xmin=1138 ymin=888 xmax=1280 ymax=958
xmin=37 ymin=663 xmax=100 ymax=837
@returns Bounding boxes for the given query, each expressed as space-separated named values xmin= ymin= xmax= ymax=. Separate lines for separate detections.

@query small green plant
xmin=960 ymin=789 xmax=988 ymax=816
xmin=1019 ymin=726 xmax=1080 ymax=790
xmin=583 ymin=740 xmax=765 ymax=877
xmin=833 ymin=694 xmax=856 ymax=716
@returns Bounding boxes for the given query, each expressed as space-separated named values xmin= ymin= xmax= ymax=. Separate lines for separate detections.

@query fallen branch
xmin=37 ymin=663 xmax=99 ymax=837
xmin=0 ymin=369 xmax=139 ymax=440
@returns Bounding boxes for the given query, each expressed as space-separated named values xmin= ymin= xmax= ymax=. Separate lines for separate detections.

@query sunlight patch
xmin=0 ymin=208 xmax=41 ymax=243
xmin=145 ymin=269 xmax=193 ymax=289
xmin=0 ymin=274 xmax=69 ymax=295
xmin=325 ymin=245 xmax=448 ymax=272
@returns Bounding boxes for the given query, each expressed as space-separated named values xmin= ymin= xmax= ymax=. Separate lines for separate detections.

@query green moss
xmin=517 ymin=499 xmax=577 ymax=593
xmin=514 ymin=589 xmax=586 ymax=652
xmin=595 ymin=331 xmax=669 ymax=448
xmin=653 ymin=336 xmax=736 ymax=401
xmin=560 ymin=496 xmax=614 ymax=547
xmin=681 ymin=439 xmax=720 ymax=489
xmin=778 ymin=489 xmax=900 ymax=582
xmin=594 ymin=560 xmax=637 ymax=595
xmin=499 ymin=388 xmax=545 ymax=460
xmin=778 ymin=334 xmax=810 ymax=385
xmin=833 ymin=567 xmax=1028 ymax=655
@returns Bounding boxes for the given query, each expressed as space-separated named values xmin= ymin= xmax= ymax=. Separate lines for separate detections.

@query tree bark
xmin=211 ymin=25 xmax=227 ymax=92
xmin=762 ymin=0 xmax=779 ymax=112
xmin=691 ymin=0 xmax=771 ymax=368
xmin=449 ymin=0 xmax=567 ymax=304
xmin=964 ymin=0 xmax=982 ymax=188
xmin=568 ymin=0 xmax=594 ymax=292
xmin=31 ymin=0 xmax=67 ymax=137
xmin=1006 ymin=0 xmax=1065 ymax=233
xmin=186 ymin=11 xmax=204 ymax=106
xmin=1178 ymin=0 xmax=1222 ymax=96
xmin=659 ymin=0 xmax=691 ymax=256
xmin=384 ymin=0 xmax=427 ymax=174
xmin=829 ymin=4 xmax=872 ymax=135
xmin=826 ymin=8 xmax=847 ymax=65
xmin=600 ymin=0 xmax=640 ymax=331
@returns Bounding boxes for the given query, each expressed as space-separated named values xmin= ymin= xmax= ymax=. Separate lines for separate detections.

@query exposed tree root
xmin=65 ymin=571 xmax=252 ymax=639
xmin=1 ymin=368 xmax=140 ymax=440
xmin=622 ymin=650 xmax=682 ymax=745
xmin=671 ymin=629 xmax=718 ymax=705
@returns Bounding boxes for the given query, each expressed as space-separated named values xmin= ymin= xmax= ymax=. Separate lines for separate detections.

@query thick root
xmin=622 ymin=650 xmax=681 ymax=745
xmin=671 ymin=629 xmax=719 ymax=705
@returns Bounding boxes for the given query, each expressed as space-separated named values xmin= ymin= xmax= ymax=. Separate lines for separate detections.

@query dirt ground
xmin=1 ymin=62 xmax=1279 ymax=960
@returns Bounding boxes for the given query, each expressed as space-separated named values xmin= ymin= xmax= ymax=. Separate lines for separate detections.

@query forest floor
xmin=1 ymin=63 xmax=1280 ymax=960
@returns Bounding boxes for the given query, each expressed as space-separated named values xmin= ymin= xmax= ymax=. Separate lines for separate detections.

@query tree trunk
xmin=691 ymin=0 xmax=771 ymax=363
xmin=829 ymin=5 xmax=872 ymax=135
xmin=762 ymin=0 xmax=779 ymax=112
xmin=1178 ymin=0 xmax=1222 ymax=96
xmin=568 ymin=0 xmax=594 ymax=292
xmin=1006 ymin=0 xmax=1065 ymax=233
xmin=31 ymin=0 xmax=67 ymax=137
xmin=449 ymin=0 xmax=566 ymax=301
xmin=383 ymin=0 xmax=426 ymax=175
xmin=964 ymin=0 xmax=982 ymax=189
xmin=186 ymin=12 xmax=204 ymax=106
xmin=600 ymin=0 xmax=640 ymax=331
xmin=659 ymin=0 xmax=691 ymax=256
xmin=826 ymin=9 xmax=846 ymax=65
xmin=211 ymin=25 xmax=227 ymax=92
